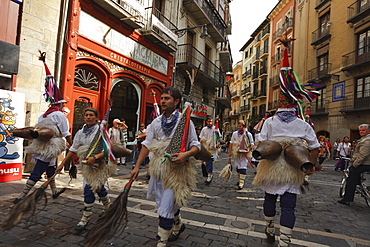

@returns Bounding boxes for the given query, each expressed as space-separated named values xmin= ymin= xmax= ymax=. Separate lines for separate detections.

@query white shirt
xmin=69 ymin=124 xmax=100 ymax=153
xmin=142 ymin=110 xmax=200 ymax=151
xmin=230 ymin=129 xmax=254 ymax=169
xmin=258 ymin=116 xmax=320 ymax=150
xmin=258 ymin=115 xmax=320 ymax=195
xmin=337 ymin=142 xmax=351 ymax=157
xmin=33 ymin=111 xmax=71 ymax=163
xmin=199 ymin=126 xmax=220 ymax=140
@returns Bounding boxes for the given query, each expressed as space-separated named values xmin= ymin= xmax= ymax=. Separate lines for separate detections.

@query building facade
xmin=293 ymin=0 xmax=370 ymax=141
xmin=173 ymin=0 xmax=233 ymax=130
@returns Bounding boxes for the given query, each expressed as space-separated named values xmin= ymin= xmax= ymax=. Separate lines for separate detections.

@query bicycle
xmin=338 ymin=157 xmax=370 ymax=207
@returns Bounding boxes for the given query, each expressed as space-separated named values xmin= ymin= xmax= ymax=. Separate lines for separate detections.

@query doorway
xmin=110 ymin=77 xmax=141 ymax=143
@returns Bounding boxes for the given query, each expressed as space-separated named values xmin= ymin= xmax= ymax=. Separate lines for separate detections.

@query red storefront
xmin=61 ymin=0 xmax=174 ymax=139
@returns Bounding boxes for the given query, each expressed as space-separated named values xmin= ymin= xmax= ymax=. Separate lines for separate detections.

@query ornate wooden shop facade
xmin=61 ymin=0 xmax=176 ymax=139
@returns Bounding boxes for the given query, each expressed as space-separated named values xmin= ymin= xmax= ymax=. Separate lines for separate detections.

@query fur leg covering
xmin=99 ymin=195 xmax=111 ymax=210
xmin=279 ymin=226 xmax=292 ymax=247
xmin=238 ymin=174 xmax=246 ymax=189
xmin=157 ymin=226 xmax=171 ymax=247
xmin=148 ymin=140 xmax=197 ymax=207
xmin=49 ymin=178 xmax=57 ymax=195
xmin=18 ymin=179 xmax=36 ymax=199
xmin=253 ymin=137 xmax=305 ymax=188
xmin=168 ymin=214 xmax=186 ymax=242
xmin=76 ymin=203 xmax=94 ymax=229
xmin=265 ymin=216 xmax=275 ymax=243
xmin=25 ymin=119 xmax=66 ymax=160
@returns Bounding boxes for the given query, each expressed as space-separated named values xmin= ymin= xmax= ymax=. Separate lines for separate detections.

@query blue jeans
xmin=205 ymin=158 xmax=214 ymax=174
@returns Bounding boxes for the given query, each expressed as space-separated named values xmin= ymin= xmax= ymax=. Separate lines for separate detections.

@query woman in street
xmin=318 ymin=135 xmax=330 ymax=169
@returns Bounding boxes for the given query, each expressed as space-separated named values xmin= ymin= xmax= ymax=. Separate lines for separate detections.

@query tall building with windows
xmin=268 ymin=1 xmax=294 ymax=116
xmin=248 ymin=19 xmax=270 ymax=128
xmin=239 ymin=37 xmax=254 ymax=128
xmin=294 ymin=0 xmax=370 ymax=140
xmin=173 ymin=0 xmax=233 ymax=131
xmin=228 ymin=61 xmax=242 ymax=130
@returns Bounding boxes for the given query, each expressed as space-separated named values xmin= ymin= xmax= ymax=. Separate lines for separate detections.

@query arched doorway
xmin=71 ymin=67 xmax=101 ymax=137
xmin=110 ymin=77 xmax=141 ymax=143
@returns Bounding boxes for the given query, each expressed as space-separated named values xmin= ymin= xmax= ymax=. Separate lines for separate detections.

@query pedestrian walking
xmin=130 ymin=87 xmax=200 ymax=247
xmin=57 ymin=107 xmax=115 ymax=232
xmin=12 ymin=53 xmax=72 ymax=204
xmin=199 ymin=117 xmax=221 ymax=184
xmin=228 ymin=120 xmax=254 ymax=190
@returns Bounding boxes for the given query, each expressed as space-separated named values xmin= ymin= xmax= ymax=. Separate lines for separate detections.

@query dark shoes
xmin=303 ymin=180 xmax=309 ymax=186
xmin=13 ymin=198 xmax=21 ymax=204
xmin=338 ymin=199 xmax=350 ymax=206
xmin=52 ymin=188 xmax=66 ymax=199
xmin=265 ymin=228 xmax=275 ymax=244
xmin=168 ymin=224 xmax=186 ymax=242
xmin=75 ymin=224 xmax=87 ymax=232
xmin=237 ymin=186 xmax=243 ymax=190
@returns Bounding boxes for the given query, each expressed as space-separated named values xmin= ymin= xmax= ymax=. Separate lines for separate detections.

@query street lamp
xmin=175 ymin=24 xmax=211 ymax=39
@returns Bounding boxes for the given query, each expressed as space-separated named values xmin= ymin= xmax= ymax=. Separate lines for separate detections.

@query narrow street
xmin=1 ymin=152 xmax=370 ymax=247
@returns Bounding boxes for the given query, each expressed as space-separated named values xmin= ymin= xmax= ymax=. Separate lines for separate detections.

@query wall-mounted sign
xmin=0 ymin=90 xmax=25 ymax=183
xmin=79 ymin=11 xmax=169 ymax=74
xmin=333 ymin=81 xmax=345 ymax=102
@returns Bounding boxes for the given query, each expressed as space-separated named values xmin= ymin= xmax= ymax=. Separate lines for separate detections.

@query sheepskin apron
xmin=76 ymin=130 xmax=115 ymax=192
xmin=253 ymin=137 xmax=305 ymax=189
xmin=25 ymin=119 xmax=65 ymax=161
xmin=147 ymin=139 xmax=197 ymax=207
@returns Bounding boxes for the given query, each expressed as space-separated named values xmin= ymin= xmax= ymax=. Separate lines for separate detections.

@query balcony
xmin=342 ymin=48 xmax=370 ymax=72
xmin=283 ymin=18 xmax=294 ymax=32
xmin=229 ymin=110 xmax=240 ymax=117
xmin=262 ymin=26 xmax=270 ymax=40
xmin=141 ymin=7 xmax=178 ymax=52
xmin=259 ymin=66 xmax=267 ymax=77
xmin=176 ymin=44 xmax=223 ymax=87
xmin=257 ymin=89 xmax=267 ymax=98
xmin=269 ymin=75 xmax=280 ymax=88
xmin=242 ymin=70 xmax=251 ymax=79
xmin=315 ymin=0 xmax=331 ymax=10
xmin=240 ymin=105 xmax=250 ymax=113
xmin=307 ymin=63 xmax=334 ymax=82
xmin=183 ymin=0 xmax=227 ymax=42
xmin=311 ymin=26 xmax=331 ymax=46
xmin=216 ymin=85 xmax=231 ymax=108
xmin=92 ymin=0 xmax=145 ymax=29
xmin=340 ymin=95 xmax=370 ymax=113
xmin=347 ymin=0 xmax=370 ymax=26
xmin=252 ymin=70 xmax=259 ymax=80
xmin=272 ymin=28 xmax=283 ymax=42
xmin=219 ymin=40 xmax=233 ymax=72
xmin=231 ymin=90 xmax=240 ymax=99
xmin=241 ymin=87 xmax=251 ymax=95
xmin=268 ymin=101 xmax=278 ymax=111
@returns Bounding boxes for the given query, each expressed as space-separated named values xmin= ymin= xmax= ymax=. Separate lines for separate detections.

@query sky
xmin=229 ymin=0 xmax=279 ymax=65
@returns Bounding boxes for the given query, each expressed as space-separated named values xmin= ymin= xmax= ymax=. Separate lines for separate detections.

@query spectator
xmin=338 ymin=124 xmax=370 ymax=205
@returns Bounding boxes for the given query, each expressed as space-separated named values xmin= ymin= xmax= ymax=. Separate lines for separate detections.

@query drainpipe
xmin=54 ymin=0 xmax=70 ymax=88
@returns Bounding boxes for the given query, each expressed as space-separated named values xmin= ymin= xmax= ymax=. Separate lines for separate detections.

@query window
xmin=259 ymin=104 xmax=266 ymax=117
xmin=250 ymin=47 xmax=253 ymax=55
xmin=316 ymin=88 xmax=326 ymax=111
xmin=319 ymin=12 xmax=330 ymax=38
xmin=318 ymin=53 xmax=329 ymax=74
xmin=256 ymin=46 xmax=260 ymax=59
xmin=263 ymin=39 xmax=269 ymax=53
xmin=245 ymin=51 xmax=249 ymax=59
xmin=358 ymin=29 xmax=370 ymax=57
xmin=355 ymin=75 xmax=370 ymax=109
xmin=356 ymin=76 xmax=370 ymax=98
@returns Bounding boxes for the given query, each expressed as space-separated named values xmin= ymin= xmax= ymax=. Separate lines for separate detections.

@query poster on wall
xmin=0 ymin=89 xmax=25 ymax=183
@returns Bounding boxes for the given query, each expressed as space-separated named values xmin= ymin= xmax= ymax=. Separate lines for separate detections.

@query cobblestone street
xmin=1 ymin=152 xmax=370 ymax=247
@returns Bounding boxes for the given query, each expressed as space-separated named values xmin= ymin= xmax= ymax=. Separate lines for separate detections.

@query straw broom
xmin=1 ymin=172 xmax=58 ymax=230
xmin=84 ymin=178 xmax=134 ymax=247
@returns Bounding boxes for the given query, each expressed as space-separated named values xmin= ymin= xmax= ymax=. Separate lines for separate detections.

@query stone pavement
xmin=1 ymin=152 xmax=370 ymax=247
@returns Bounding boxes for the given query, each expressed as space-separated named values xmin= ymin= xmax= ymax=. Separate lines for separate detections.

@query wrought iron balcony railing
xmin=176 ymin=44 xmax=223 ymax=87
xmin=269 ymin=75 xmax=280 ymax=87
xmin=240 ymin=105 xmax=250 ymax=112
xmin=339 ymin=95 xmax=370 ymax=112
xmin=311 ymin=25 xmax=331 ymax=46
xmin=347 ymin=0 xmax=370 ymax=25
xmin=342 ymin=48 xmax=370 ymax=71
xmin=307 ymin=63 xmax=332 ymax=82
xmin=242 ymin=87 xmax=251 ymax=95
